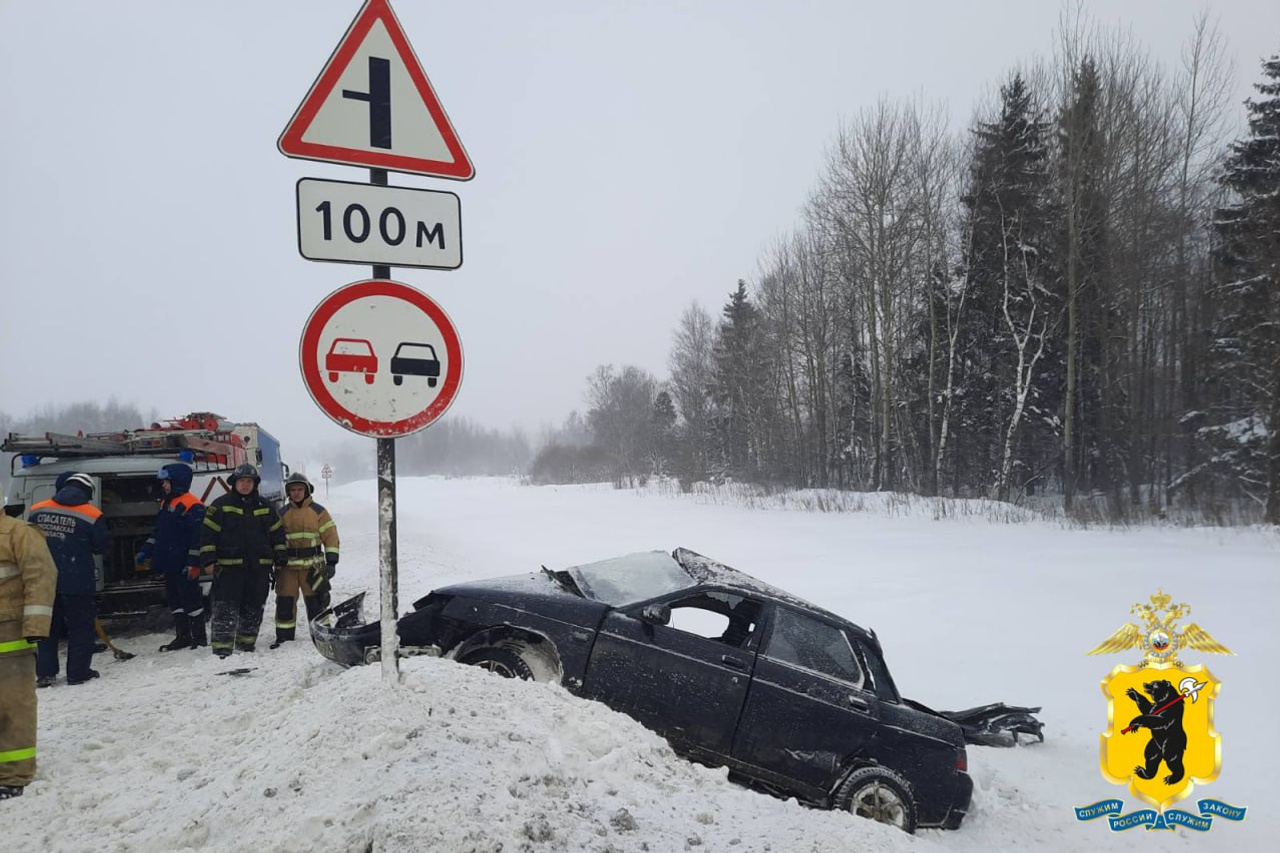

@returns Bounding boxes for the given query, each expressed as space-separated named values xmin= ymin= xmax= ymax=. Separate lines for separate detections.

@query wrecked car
xmin=313 ymin=548 xmax=1041 ymax=832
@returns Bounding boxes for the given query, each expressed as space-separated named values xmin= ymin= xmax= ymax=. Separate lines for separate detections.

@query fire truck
xmin=2 ymin=413 xmax=288 ymax=619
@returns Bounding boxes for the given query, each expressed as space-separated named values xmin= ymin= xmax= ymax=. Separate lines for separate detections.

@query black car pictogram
xmin=389 ymin=342 xmax=440 ymax=387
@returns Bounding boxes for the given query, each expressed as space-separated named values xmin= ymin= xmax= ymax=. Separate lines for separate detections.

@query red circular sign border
xmin=300 ymin=279 xmax=463 ymax=437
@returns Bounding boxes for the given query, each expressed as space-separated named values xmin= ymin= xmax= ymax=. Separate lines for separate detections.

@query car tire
xmin=394 ymin=375 xmax=403 ymax=386
xmin=458 ymin=646 xmax=537 ymax=680
xmin=328 ymin=372 xmax=338 ymax=382
xmin=834 ymin=766 xmax=918 ymax=834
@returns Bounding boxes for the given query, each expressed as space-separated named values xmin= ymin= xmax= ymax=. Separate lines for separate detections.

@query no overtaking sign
xmin=300 ymin=279 xmax=463 ymax=438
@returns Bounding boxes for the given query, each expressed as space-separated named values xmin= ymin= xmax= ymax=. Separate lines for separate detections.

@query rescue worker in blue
xmin=199 ymin=463 xmax=287 ymax=657
xmin=29 ymin=472 xmax=110 ymax=686
xmin=135 ymin=463 xmax=207 ymax=651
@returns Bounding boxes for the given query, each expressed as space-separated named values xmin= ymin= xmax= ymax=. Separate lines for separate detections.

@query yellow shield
xmin=1100 ymin=663 xmax=1221 ymax=810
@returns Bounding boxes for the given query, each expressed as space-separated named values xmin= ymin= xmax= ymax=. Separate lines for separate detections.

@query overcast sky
xmin=2 ymin=1 xmax=1277 ymax=460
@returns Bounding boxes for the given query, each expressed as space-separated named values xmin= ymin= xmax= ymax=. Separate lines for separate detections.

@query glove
xmin=26 ymin=636 xmax=46 ymax=644
xmin=325 ymin=552 xmax=339 ymax=567
xmin=322 ymin=565 xmax=336 ymax=581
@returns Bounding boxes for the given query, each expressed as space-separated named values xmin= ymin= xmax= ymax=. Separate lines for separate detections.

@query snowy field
xmin=10 ymin=477 xmax=1278 ymax=853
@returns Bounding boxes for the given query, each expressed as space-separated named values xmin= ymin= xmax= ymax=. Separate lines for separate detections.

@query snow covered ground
xmin=10 ymin=477 xmax=1278 ymax=853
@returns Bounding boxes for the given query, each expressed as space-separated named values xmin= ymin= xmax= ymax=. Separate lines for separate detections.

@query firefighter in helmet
xmin=136 ymin=463 xmax=207 ymax=651
xmin=29 ymin=472 xmax=109 ymax=686
xmin=270 ymin=472 xmax=340 ymax=649
xmin=198 ymin=464 xmax=287 ymax=657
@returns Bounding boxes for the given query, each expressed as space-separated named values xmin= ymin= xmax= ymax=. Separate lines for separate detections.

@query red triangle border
xmin=278 ymin=0 xmax=474 ymax=180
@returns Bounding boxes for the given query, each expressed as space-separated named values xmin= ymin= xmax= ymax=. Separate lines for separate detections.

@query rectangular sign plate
xmin=296 ymin=178 xmax=462 ymax=270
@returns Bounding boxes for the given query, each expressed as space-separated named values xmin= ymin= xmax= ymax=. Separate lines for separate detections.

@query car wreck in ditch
xmin=311 ymin=548 xmax=1043 ymax=833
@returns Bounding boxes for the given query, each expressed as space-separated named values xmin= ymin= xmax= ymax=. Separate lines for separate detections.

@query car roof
xmin=672 ymin=547 xmax=875 ymax=642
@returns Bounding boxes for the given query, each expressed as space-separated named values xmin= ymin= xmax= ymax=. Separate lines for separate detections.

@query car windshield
xmin=332 ymin=339 xmax=372 ymax=356
xmin=566 ymin=550 xmax=693 ymax=606
xmin=396 ymin=343 xmax=436 ymax=358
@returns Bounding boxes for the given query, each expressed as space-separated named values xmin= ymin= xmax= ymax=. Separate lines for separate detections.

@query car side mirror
xmin=639 ymin=603 xmax=671 ymax=626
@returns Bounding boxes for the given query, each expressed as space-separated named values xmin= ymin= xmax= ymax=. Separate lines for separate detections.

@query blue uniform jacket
xmin=28 ymin=484 xmax=110 ymax=595
xmin=138 ymin=464 xmax=206 ymax=576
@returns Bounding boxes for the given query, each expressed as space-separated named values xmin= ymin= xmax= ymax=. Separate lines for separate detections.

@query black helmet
xmin=230 ymin=463 xmax=260 ymax=488
xmin=284 ymin=472 xmax=314 ymax=497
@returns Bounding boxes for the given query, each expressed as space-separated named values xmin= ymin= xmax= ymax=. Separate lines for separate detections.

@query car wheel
xmin=458 ymin=646 xmax=537 ymax=680
xmin=364 ymin=374 xmax=375 ymax=385
xmin=834 ymin=766 xmax=918 ymax=834
xmin=328 ymin=372 xmax=338 ymax=382
xmin=394 ymin=375 xmax=403 ymax=386
xmin=428 ymin=377 xmax=438 ymax=388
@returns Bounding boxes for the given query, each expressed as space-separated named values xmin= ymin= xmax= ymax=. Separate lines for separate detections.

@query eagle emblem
xmin=1086 ymin=589 xmax=1232 ymax=668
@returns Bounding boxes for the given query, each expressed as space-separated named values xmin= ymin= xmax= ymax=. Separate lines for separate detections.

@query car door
xmin=732 ymin=605 xmax=882 ymax=796
xmin=582 ymin=588 xmax=761 ymax=757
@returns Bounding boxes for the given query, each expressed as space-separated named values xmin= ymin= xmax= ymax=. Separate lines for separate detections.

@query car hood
xmin=433 ymin=570 xmax=590 ymax=605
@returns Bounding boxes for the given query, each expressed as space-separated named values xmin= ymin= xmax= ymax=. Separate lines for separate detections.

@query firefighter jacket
xmin=0 ymin=514 xmax=57 ymax=657
xmin=199 ymin=488 xmax=286 ymax=573
xmin=138 ymin=465 xmax=205 ymax=576
xmin=279 ymin=495 xmax=340 ymax=569
xmin=28 ymin=484 xmax=109 ymax=595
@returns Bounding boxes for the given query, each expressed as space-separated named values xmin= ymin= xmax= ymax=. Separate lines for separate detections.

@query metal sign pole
xmin=371 ymin=167 xmax=400 ymax=682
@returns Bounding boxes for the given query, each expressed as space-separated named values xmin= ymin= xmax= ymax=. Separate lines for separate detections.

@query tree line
xmin=543 ymin=18 xmax=1280 ymax=523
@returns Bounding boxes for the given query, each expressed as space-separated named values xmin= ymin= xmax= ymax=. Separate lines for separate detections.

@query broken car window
xmin=665 ymin=591 xmax=761 ymax=647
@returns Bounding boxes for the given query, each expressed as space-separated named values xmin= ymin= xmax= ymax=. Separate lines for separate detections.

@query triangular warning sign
xmin=278 ymin=0 xmax=474 ymax=180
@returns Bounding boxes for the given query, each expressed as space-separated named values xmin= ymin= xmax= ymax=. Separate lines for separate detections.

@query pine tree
xmin=651 ymin=390 xmax=677 ymax=477
xmin=711 ymin=281 xmax=768 ymax=478
xmin=1212 ymin=52 xmax=1280 ymax=521
xmin=958 ymin=74 xmax=1058 ymax=498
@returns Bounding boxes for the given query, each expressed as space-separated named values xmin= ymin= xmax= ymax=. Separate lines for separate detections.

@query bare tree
xmin=667 ymin=303 xmax=718 ymax=483
xmin=585 ymin=364 xmax=658 ymax=487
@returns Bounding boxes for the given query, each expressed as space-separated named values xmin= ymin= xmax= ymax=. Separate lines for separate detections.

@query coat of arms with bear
xmin=1086 ymin=590 xmax=1231 ymax=810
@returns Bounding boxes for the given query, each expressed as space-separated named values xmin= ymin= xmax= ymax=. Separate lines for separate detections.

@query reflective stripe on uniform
xmin=221 ymin=506 xmax=244 ymax=516
xmin=0 ymin=562 xmax=19 ymax=579
xmin=0 ymin=638 xmax=35 ymax=654
xmin=0 ymin=746 xmax=36 ymax=764
xmin=24 ymin=605 xmax=53 ymax=617
xmin=253 ymin=508 xmax=271 ymax=517
xmin=203 ymin=518 xmax=222 ymax=532
xmin=318 ymin=520 xmax=336 ymax=534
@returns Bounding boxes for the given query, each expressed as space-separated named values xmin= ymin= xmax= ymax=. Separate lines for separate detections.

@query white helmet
xmin=65 ymin=472 xmax=95 ymax=496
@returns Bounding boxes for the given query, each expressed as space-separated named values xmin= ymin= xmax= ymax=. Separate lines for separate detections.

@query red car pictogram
xmin=326 ymin=338 xmax=378 ymax=384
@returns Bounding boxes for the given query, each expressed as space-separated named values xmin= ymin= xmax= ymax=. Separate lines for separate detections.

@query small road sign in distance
xmin=297 ymin=178 xmax=462 ymax=270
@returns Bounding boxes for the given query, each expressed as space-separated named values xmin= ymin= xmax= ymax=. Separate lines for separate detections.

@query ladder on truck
xmin=3 ymin=425 xmax=248 ymax=471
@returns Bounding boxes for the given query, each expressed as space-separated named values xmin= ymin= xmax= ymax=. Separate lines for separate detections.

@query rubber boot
xmin=159 ymin=613 xmax=193 ymax=652
xmin=269 ymin=596 xmax=296 ymax=649
xmin=304 ymin=593 xmax=330 ymax=621
xmin=189 ymin=611 xmax=208 ymax=647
